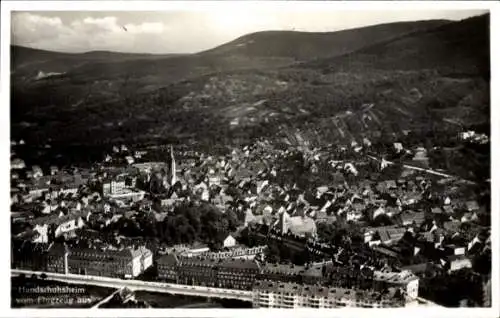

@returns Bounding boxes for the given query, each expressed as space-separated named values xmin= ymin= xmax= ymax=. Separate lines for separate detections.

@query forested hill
xmin=11 ymin=14 xmax=489 ymax=152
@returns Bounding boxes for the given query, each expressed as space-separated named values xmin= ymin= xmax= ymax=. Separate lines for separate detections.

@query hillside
xmin=11 ymin=14 xmax=490 ymax=165
xmin=11 ymin=45 xmax=183 ymax=78
xmin=201 ymin=20 xmax=450 ymax=60
xmin=303 ymin=14 xmax=489 ymax=77
xmin=11 ymin=19 xmax=449 ymax=84
xmin=134 ymin=14 xmax=489 ymax=145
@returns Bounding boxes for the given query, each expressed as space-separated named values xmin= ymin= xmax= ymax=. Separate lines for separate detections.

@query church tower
xmin=277 ymin=211 xmax=289 ymax=235
xmin=167 ymin=145 xmax=177 ymax=186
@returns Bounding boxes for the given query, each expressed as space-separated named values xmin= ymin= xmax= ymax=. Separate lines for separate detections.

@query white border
xmin=1 ymin=1 xmax=498 ymax=318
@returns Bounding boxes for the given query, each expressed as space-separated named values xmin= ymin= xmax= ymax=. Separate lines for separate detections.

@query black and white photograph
xmin=2 ymin=1 xmax=498 ymax=316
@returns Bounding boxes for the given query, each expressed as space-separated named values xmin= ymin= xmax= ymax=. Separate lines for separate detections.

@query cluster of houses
xmin=10 ymin=137 xmax=490 ymax=308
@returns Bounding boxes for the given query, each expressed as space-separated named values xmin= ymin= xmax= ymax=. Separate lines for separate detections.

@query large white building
xmin=103 ymin=179 xmax=126 ymax=196
xmin=252 ymin=281 xmax=405 ymax=308
xmin=47 ymin=244 xmax=153 ymax=279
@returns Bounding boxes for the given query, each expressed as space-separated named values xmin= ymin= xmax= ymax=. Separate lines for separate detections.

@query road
xmin=366 ymin=154 xmax=478 ymax=184
xmin=12 ymin=269 xmax=253 ymax=302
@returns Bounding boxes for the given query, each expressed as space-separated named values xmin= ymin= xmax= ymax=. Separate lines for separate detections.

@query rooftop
xmin=179 ymin=256 xmax=218 ymax=268
xmin=70 ymin=245 xmax=151 ymax=260
xmin=219 ymin=258 xmax=260 ymax=271
xmin=261 ymin=263 xmax=305 ymax=275
xmin=30 ymin=210 xmax=90 ymax=227
xmin=373 ymin=270 xmax=418 ymax=284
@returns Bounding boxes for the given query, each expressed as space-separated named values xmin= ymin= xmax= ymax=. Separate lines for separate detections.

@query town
xmin=10 ymin=130 xmax=491 ymax=308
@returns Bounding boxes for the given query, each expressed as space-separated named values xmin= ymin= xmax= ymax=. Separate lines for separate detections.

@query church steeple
xmin=168 ymin=145 xmax=177 ymax=186
xmin=277 ymin=210 xmax=289 ymax=235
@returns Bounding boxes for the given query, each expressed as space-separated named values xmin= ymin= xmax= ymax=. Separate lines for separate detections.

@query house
xmin=412 ymin=148 xmax=429 ymax=167
xmin=444 ymin=196 xmax=451 ymax=205
xmin=27 ymin=176 xmax=52 ymax=199
xmin=217 ymin=258 xmax=261 ymax=290
xmin=442 ymin=255 xmax=472 ymax=273
xmin=223 ymin=235 xmax=237 ymax=248
xmin=351 ymin=202 xmax=365 ymax=213
xmin=125 ymin=156 xmax=135 ymax=165
xmin=275 ymin=212 xmax=317 ymax=237
xmin=179 ymin=243 xmax=210 ymax=257
xmin=442 ymin=244 xmax=466 ymax=256
xmin=157 ymin=253 xmax=180 ymax=282
xmin=40 ymin=200 xmax=59 ymax=214
xmin=109 ymin=189 xmax=146 ymax=203
xmin=376 ymin=182 xmax=388 ymax=193
xmin=385 ymin=180 xmax=397 ymax=190
xmin=371 ymin=245 xmax=400 ymax=261
xmin=50 ymin=166 xmax=59 ymax=176
xmin=256 ymin=180 xmax=269 ymax=194
xmin=443 ymin=205 xmax=454 ymax=214
xmin=32 ymin=166 xmax=44 ymax=179
xmin=103 ymin=177 xmax=126 ymax=196
xmin=208 ymin=174 xmax=222 ymax=187
xmin=373 ymin=270 xmax=419 ymax=299
xmin=244 ymin=209 xmax=256 ymax=227
xmin=302 ymin=265 xmax=324 ymax=285
xmin=202 ymin=246 xmax=267 ymax=260
xmin=467 ymin=235 xmax=483 ymax=253
xmin=59 ymin=175 xmax=86 ymax=195
xmin=421 ymin=230 xmax=445 ymax=248
xmin=15 ymin=224 xmax=49 ymax=244
xmin=64 ymin=245 xmax=152 ymax=278
xmin=11 ymin=158 xmax=26 ymax=170
xmin=376 ymin=226 xmax=406 ymax=245
xmin=431 ymin=207 xmax=443 ymax=215
xmin=212 ymin=193 xmax=232 ymax=212
xmin=132 ymin=162 xmax=166 ymax=174
xmin=12 ymin=239 xmax=49 ymax=271
xmin=385 ymin=206 xmax=400 ymax=217
xmin=176 ymin=257 xmax=218 ymax=286
xmin=465 ymin=201 xmax=480 ymax=212
xmin=461 ymin=212 xmax=478 ymax=223
xmin=401 ymin=263 xmax=435 ymax=277
xmin=314 ymin=210 xmax=336 ymax=224
xmin=30 ymin=210 xmax=91 ymax=239
xmin=251 ymin=281 xmax=405 ymax=308
xmin=346 ymin=210 xmax=363 ymax=222
xmin=394 ymin=143 xmax=404 ymax=153
xmin=443 ymin=220 xmax=461 ymax=235
xmin=364 ymin=229 xmax=377 ymax=243
xmin=399 ymin=211 xmax=425 ymax=227
xmin=258 ymin=263 xmax=305 ymax=284
xmin=11 ymin=211 xmax=35 ymax=223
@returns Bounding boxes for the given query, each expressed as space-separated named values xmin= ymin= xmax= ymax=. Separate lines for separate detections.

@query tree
xmin=266 ymin=241 xmax=280 ymax=263
xmin=317 ymin=222 xmax=337 ymax=244
xmin=279 ymin=243 xmax=291 ymax=261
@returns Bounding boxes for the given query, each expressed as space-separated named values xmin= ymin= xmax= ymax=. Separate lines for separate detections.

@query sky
xmin=11 ymin=9 xmax=488 ymax=54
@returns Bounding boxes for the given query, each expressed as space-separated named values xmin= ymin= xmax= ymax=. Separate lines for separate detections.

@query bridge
xmin=12 ymin=269 xmax=253 ymax=302
xmin=91 ymin=288 xmax=124 ymax=308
